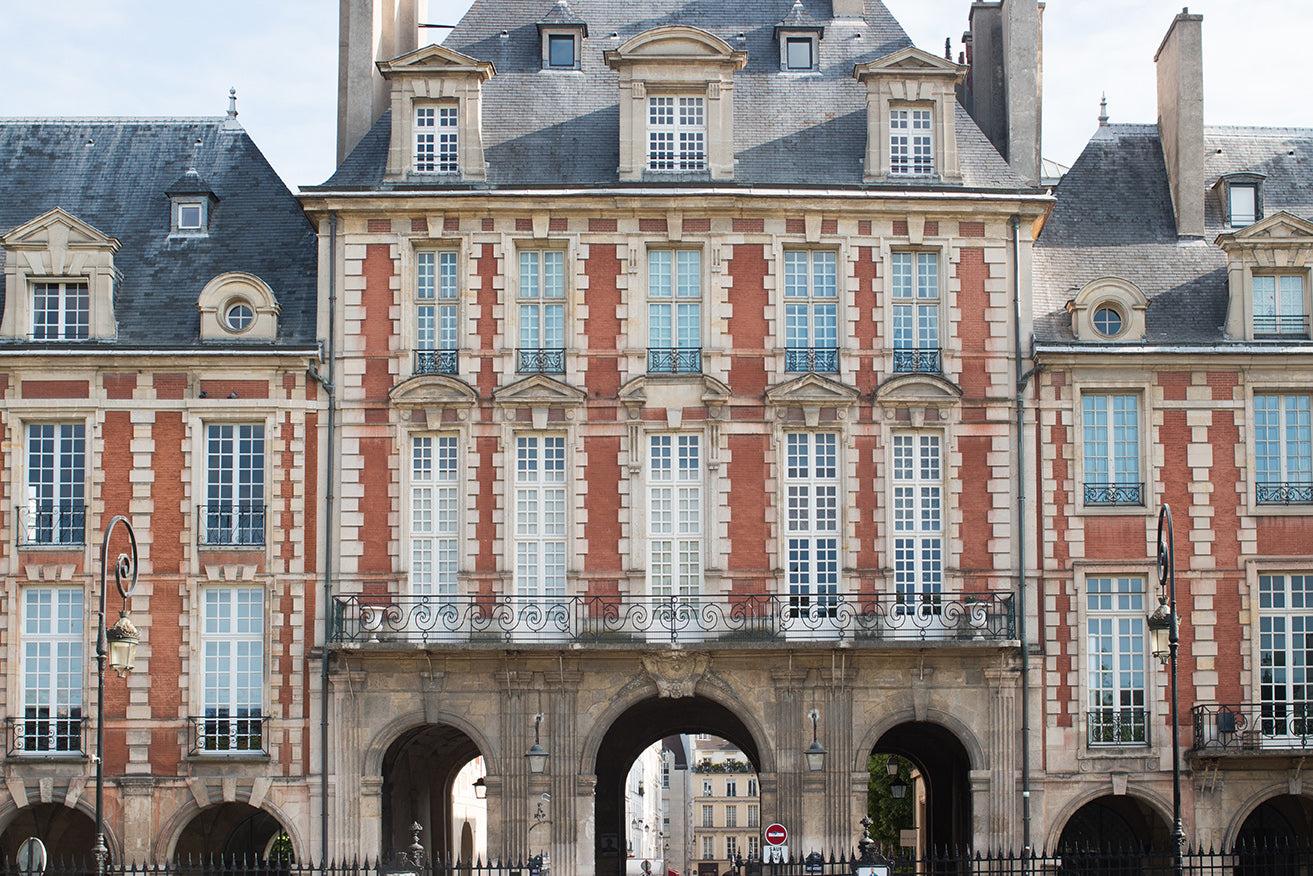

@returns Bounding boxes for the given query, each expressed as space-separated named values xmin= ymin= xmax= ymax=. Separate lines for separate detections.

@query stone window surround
xmin=541 ymin=29 xmax=583 ymax=70
xmin=190 ymin=583 xmax=268 ymax=759
xmin=189 ymin=413 xmax=276 ymax=566
xmin=1073 ymin=383 xmax=1151 ymax=516
xmin=1216 ymin=211 xmax=1313 ymax=341
xmin=774 ymin=243 xmax=845 ymax=377
xmin=197 ymin=272 xmax=280 ymax=342
xmin=1067 ymin=277 xmax=1149 ymax=342
xmin=1244 ymin=384 xmax=1313 ymax=517
xmin=854 ymin=46 xmax=965 ymax=184
xmin=404 ymin=431 xmax=465 ymax=598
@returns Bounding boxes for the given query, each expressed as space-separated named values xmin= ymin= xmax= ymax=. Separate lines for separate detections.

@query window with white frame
xmin=1258 ymin=573 xmax=1312 ymax=743
xmin=546 ymin=33 xmax=578 ymax=69
xmin=747 ymin=779 xmax=757 ymax=797
xmin=702 ymin=805 xmax=714 ymax=828
xmin=701 ymin=837 xmax=714 ymax=860
xmin=747 ymin=836 xmax=760 ymax=860
xmin=786 ymin=432 xmax=839 ymax=620
xmin=648 ymin=249 xmax=702 ymax=373
xmin=1255 ymin=394 xmax=1312 ymax=504
xmin=1082 ymin=394 xmax=1143 ymax=506
xmin=726 ymin=837 xmax=739 ymax=860
xmin=518 ymin=250 xmax=566 ymax=373
xmin=889 ymin=108 xmax=933 ymax=176
xmin=648 ymin=96 xmax=705 ymax=171
xmin=203 ymin=424 xmax=265 ymax=546
xmin=200 ymin=586 xmax=264 ymax=753
xmin=1230 ymin=184 xmax=1258 ymax=226
xmin=725 ymin=805 xmax=737 ymax=827
xmin=515 ymin=436 xmax=566 ymax=600
xmin=415 ymin=251 xmax=459 ymax=375
xmin=649 ymin=434 xmax=702 ymax=603
xmin=725 ymin=778 xmax=737 ymax=797
xmin=25 ymin=423 xmax=85 ymax=546
xmin=19 ymin=587 xmax=83 ymax=754
xmin=32 ymin=281 xmax=90 ymax=340
xmin=415 ymin=104 xmax=458 ymax=173
xmin=703 ymin=779 xmax=713 ymax=796
xmin=747 ymin=804 xmax=759 ymax=827
xmin=891 ymin=252 xmax=940 ymax=373
xmin=1086 ymin=577 xmax=1147 ymax=746
xmin=783 ymin=36 xmax=816 ymax=71
xmin=1253 ymin=274 xmax=1309 ymax=337
xmin=784 ymin=250 xmax=838 ymax=372
xmin=661 ymin=755 xmax=670 ymax=788
xmin=892 ymin=433 xmax=942 ymax=611
xmin=411 ymin=435 xmax=458 ymax=598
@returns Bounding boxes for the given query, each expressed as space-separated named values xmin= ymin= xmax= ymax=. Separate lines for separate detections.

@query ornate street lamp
xmin=473 ymin=776 xmax=487 ymax=799
xmin=93 ymin=516 xmax=142 ymax=876
xmin=526 ymin=713 xmax=549 ymax=774
xmin=804 ymin=709 xmax=826 ymax=772
xmin=1146 ymin=504 xmax=1184 ymax=873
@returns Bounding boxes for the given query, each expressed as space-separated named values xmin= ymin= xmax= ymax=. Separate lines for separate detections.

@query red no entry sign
xmin=764 ymin=823 xmax=788 ymax=845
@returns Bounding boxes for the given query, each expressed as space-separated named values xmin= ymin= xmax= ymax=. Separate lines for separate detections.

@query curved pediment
xmin=606 ymin=26 xmax=746 ymax=66
xmin=618 ymin=374 xmax=731 ymax=420
xmin=875 ymin=372 xmax=962 ymax=425
xmin=390 ymin=373 xmax=479 ymax=408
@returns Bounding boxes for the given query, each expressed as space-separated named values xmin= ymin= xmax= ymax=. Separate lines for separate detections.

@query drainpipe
xmin=319 ymin=211 xmax=339 ymax=864
xmin=1012 ymin=216 xmax=1036 ymax=857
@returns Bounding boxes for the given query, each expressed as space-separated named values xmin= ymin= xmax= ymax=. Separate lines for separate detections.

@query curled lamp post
xmin=93 ymin=516 xmax=141 ymax=876
xmin=1146 ymin=504 xmax=1184 ymax=874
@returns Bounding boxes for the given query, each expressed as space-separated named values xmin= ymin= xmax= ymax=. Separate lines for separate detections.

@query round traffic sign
xmin=764 ymin=823 xmax=788 ymax=845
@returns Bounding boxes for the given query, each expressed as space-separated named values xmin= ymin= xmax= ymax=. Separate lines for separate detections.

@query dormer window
xmin=176 ymin=201 xmax=207 ymax=232
xmin=1215 ymin=172 xmax=1265 ymax=228
xmin=32 ymin=282 xmax=89 ymax=340
xmin=548 ymin=34 xmax=578 ymax=68
xmin=785 ymin=37 xmax=816 ymax=71
xmin=166 ymin=168 xmax=218 ymax=236
xmin=537 ymin=0 xmax=587 ymax=72
xmin=1067 ymin=277 xmax=1148 ymax=342
xmin=649 ymin=96 xmax=705 ymax=172
xmin=1216 ymin=211 xmax=1313 ymax=342
xmin=1252 ymin=274 xmax=1306 ymax=337
xmin=415 ymin=104 xmax=459 ymax=173
xmin=1230 ymin=184 xmax=1257 ymax=226
xmin=890 ymin=107 xmax=934 ymax=176
xmin=854 ymin=47 xmax=966 ymax=183
xmin=775 ymin=0 xmax=822 ymax=73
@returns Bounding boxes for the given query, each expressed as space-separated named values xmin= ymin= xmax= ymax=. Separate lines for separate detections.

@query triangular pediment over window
xmin=494 ymin=374 xmax=586 ymax=408
xmin=377 ymin=44 xmax=496 ymax=79
xmin=765 ymin=373 xmax=859 ymax=428
xmin=2 ymin=207 xmax=120 ymax=268
xmin=1216 ymin=211 xmax=1313 ymax=247
xmin=854 ymin=46 xmax=965 ymax=77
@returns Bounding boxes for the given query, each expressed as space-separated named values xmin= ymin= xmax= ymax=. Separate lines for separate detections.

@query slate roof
xmin=1033 ymin=123 xmax=1313 ymax=344
xmin=317 ymin=0 xmax=1028 ymax=191
xmin=0 ymin=119 xmax=317 ymax=349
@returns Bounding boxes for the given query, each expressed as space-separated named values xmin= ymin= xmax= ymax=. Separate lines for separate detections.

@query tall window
xmin=701 ymin=837 xmax=714 ymax=861
xmin=1259 ymin=574 xmax=1312 ymax=743
xmin=725 ymin=778 xmax=737 ymax=797
xmin=515 ymin=436 xmax=566 ymax=600
xmin=702 ymin=805 xmax=715 ymax=828
xmin=725 ymin=837 xmax=739 ymax=861
xmin=786 ymin=433 xmax=839 ymax=619
xmin=892 ymin=433 xmax=942 ymax=611
xmin=725 ymin=805 xmax=738 ymax=828
xmin=32 ymin=281 xmax=89 ymax=340
xmin=747 ymin=836 xmax=760 ymax=860
xmin=518 ymin=250 xmax=566 ymax=373
xmin=412 ymin=436 xmax=458 ymax=597
xmin=784 ymin=251 xmax=838 ymax=372
xmin=1256 ymin=394 xmax=1312 ymax=504
xmin=889 ymin=108 xmax=933 ymax=176
xmin=200 ymin=586 xmax=264 ymax=753
xmin=203 ymin=424 xmax=265 ymax=546
xmin=1083 ymin=394 xmax=1142 ymax=506
xmin=649 ymin=434 xmax=702 ymax=602
xmin=25 ymin=423 xmax=85 ymax=545
xmin=415 ymin=105 xmax=458 ymax=173
xmin=747 ymin=804 xmax=759 ymax=827
xmin=416 ymin=251 xmax=458 ymax=375
xmin=649 ymin=250 xmax=702 ymax=373
xmin=1086 ymin=577 xmax=1147 ymax=746
xmin=891 ymin=252 xmax=940 ymax=373
xmin=747 ymin=779 xmax=757 ymax=797
xmin=1252 ymin=274 xmax=1308 ymax=336
xmin=648 ymin=96 xmax=705 ymax=171
xmin=19 ymin=587 xmax=83 ymax=754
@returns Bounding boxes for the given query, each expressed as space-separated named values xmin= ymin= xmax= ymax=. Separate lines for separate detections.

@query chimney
xmin=961 ymin=0 xmax=1043 ymax=184
xmin=1155 ymin=9 xmax=1205 ymax=238
xmin=832 ymin=0 xmax=864 ymax=19
xmin=337 ymin=0 xmax=420 ymax=166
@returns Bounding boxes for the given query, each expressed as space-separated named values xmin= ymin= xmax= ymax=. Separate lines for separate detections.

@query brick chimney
xmin=1155 ymin=9 xmax=1205 ymax=238
xmin=961 ymin=0 xmax=1043 ymax=184
xmin=337 ymin=0 xmax=420 ymax=166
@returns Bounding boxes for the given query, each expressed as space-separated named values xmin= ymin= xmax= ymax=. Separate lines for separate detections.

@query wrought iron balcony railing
xmin=1253 ymin=313 xmax=1311 ymax=337
xmin=516 ymin=347 xmax=566 ymax=374
xmin=784 ymin=348 xmax=839 ymax=373
xmin=648 ymin=347 xmax=702 ymax=374
xmin=17 ymin=501 xmax=86 ymax=546
xmin=1087 ymin=707 xmax=1149 ymax=747
xmin=1256 ymin=481 xmax=1313 ymax=504
xmin=892 ymin=348 xmax=942 ymax=374
xmin=1193 ymin=702 xmax=1313 ymax=753
xmin=415 ymin=349 xmax=458 ymax=376
xmin=198 ymin=502 xmax=266 ymax=547
xmin=6 ymin=714 xmax=85 ymax=757
xmin=330 ymin=591 xmax=1015 ymax=647
xmin=188 ymin=713 xmax=269 ymax=757
xmin=1083 ymin=482 xmax=1145 ymax=506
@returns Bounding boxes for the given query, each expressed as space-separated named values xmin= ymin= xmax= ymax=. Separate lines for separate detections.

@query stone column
xmin=984 ymin=665 xmax=1020 ymax=851
xmin=770 ymin=668 xmax=808 ymax=852
xmin=119 ymin=777 xmax=155 ymax=864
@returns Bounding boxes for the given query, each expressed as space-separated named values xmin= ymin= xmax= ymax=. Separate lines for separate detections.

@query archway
xmin=381 ymin=723 xmax=486 ymax=863
xmin=0 ymin=804 xmax=97 ymax=866
xmin=594 ymin=696 xmax=762 ymax=876
xmin=174 ymin=803 xmax=291 ymax=862
xmin=869 ymin=722 xmax=971 ymax=854
xmin=1056 ymin=794 xmax=1169 ymax=872
xmin=1235 ymin=794 xmax=1313 ymax=875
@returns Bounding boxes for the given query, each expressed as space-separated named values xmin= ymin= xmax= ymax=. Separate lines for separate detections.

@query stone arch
xmin=363 ymin=709 xmax=500 ymax=779
xmin=0 ymin=801 xmax=109 ymax=865
xmin=155 ymin=796 xmax=304 ymax=864
xmin=1225 ymin=787 xmax=1313 ymax=848
xmin=1044 ymin=786 xmax=1174 ymax=854
xmin=852 ymin=706 xmax=986 ymax=774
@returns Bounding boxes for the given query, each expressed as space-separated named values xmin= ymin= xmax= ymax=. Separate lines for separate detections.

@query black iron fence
xmin=187 ymin=713 xmax=269 ymax=757
xmin=330 ymin=592 xmax=1015 ymax=647
xmin=17 ymin=501 xmax=86 ymax=545
xmin=1193 ymin=701 xmax=1313 ymax=753
xmin=5 ymin=714 xmax=84 ymax=757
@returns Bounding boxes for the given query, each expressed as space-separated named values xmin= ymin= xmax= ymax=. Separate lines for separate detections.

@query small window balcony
xmin=785 ymin=347 xmax=839 ymax=373
xmin=1083 ymin=482 xmax=1145 ymax=506
xmin=17 ymin=502 xmax=86 ymax=546
xmin=1253 ymin=313 xmax=1310 ymax=338
xmin=1194 ymin=702 xmax=1313 ymax=754
xmin=1087 ymin=706 xmax=1148 ymax=747
xmin=648 ymin=348 xmax=702 ymax=374
xmin=189 ymin=711 xmax=269 ymax=757
xmin=893 ymin=347 xmax=942 ymax=374
xmin=1257 ymin=481 xmax=1313 ymax=505
xmin=199 ymin=502 xmax=266 ymax=547
xmin=516 ymin=348 xmax=566 ymax=374
xmin=414 ymin=349 xmax=458 ymax=376
xmin=7 ymin=714 xmax=84 ymax=758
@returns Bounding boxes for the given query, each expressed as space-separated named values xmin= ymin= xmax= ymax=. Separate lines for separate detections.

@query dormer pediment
xmin=2 ymin=208 xmax=120 ymax=341
xmin=853 ymin=47 xmax=965 ymax=184
xmin=3 ymin=208 xmax=120 ymax=262
xmin=605 ymin=26 xmax=746 ymax=67
xmin=1216 ymin=211 xmax=1313 ymax=248
xmin=853 ymin=46 xmax=966 ymax=81
xmin=378 ymin=44 xmax=495 ymax=80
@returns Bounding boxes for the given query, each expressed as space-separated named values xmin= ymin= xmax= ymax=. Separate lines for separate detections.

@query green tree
xmin=864 ymin=754 xmax=914 ymax=850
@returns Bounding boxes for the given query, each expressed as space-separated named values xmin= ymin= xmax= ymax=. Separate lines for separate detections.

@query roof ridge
xmin=0 ymin=117 xmax=228 ymax=125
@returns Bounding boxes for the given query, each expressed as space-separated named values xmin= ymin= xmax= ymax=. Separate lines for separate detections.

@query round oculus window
xmin=224 ymin=302 xmax=255 ymax=333
xmin=1092 ymin=305 xmax=1124 ymax=338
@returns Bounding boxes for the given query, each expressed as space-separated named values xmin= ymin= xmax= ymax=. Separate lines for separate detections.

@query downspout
xmin=319 ymin=211 xmax=339 ymax=864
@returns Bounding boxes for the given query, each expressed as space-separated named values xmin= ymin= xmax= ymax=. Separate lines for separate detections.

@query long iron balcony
xmin=330 ymin=591 xmax=1015 ymax=648
xmin=1193 ymin=702 xmax=1312 ymax=754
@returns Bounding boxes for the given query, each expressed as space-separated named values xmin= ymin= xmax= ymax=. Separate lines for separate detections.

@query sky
xmin=3 ymin=1 xmax=1310 ymax=191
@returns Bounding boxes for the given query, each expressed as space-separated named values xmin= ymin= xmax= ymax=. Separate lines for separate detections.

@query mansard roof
xmin=318 ymin=0 xmax=1027 ymax=191
xmin=1034 ymin=123 xmax=1313 ymax=344
xmin=0 ymin=119 xmax=317 ymax=349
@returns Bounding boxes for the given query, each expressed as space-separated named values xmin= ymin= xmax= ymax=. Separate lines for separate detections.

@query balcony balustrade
xmin=892 ymin=348 xmax=942 ymax=374
xmin=6 ymin=714 xmax=84 ymax=757
xmin=784 ymin=347 xmax=839 ymax=373
xmin=647 ymin=347 xmax=702 ymax=374
xmin=198 ymin=502 xmax=266 ymax=547
xmin=1256 ymin=481 xmax=1313 ymax=504
xmin=1083 ymin=482 xmax=1145 ymax=506
xmin=415 ymin=349 xmax=458 ymax=376
xmin=17 ymin=501 xmax=86 ymax=546
xmin=1193 ymin=702 xmax=1313 ymax=753
xmin=516 ymin=347 xmax=566 ymax=374
xmin=188 ymin=713 xmax=269 ymax=757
